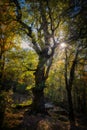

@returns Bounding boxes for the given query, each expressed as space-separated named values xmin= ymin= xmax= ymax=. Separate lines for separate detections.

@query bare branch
xmin=45 ymin=57 xmax=53 ymax=79
xmin=46 ymin=0 xmax=53 ymax=32
xmin=12 ymin=0 xmax=22 ymax=20
xmin=39 ymin=1 xmax=51 ymax=45
xmin=22 ymin=66 xmax=36 ymax=72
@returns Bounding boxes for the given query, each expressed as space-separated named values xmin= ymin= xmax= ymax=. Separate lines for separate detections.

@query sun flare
xmin=60 ymin=42 xmax=66 ymax=48
xmin=21 ymin=41 xmax=29 ymax=49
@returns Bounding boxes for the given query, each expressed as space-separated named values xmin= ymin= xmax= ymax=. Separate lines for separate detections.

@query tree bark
xmin=30 ymin=50 xmax=53 ymax=114
xmin=64 ymin=46 xmax=79 ymax=126
xmin=32 ymin=87 xmax=45 ymax=113
xmin=0 ymin=92 xmax=6 ymax=128
xmin=0 ymin=53 xmax=5 ymax=91
xmin=31 ymin=62 xmax=46 ymax=114
xmin=67 ymin=87 xmax=75 ymax=125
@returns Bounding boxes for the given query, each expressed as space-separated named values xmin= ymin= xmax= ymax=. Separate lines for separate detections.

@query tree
xmin=0 ymin=0 xmax=20 ymax=126
xmin=5 ymin=49 xmax=38 ymax=92
xmin=11 ymin=0 xmax=68 ymax=114
xmin=64 ymin=37 xmax=87 ymax=125
xmin=64 ymin=44 xmax=79 ymax=125
xmin=57 ymin=0 xmax=87 ymax=125
xmin=0 ymin=0 xmax=20 ymax=90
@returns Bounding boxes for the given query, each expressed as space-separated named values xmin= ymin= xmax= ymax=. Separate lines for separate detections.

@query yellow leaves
xmin=0 ymin=24 xmax=6 ymax=32
xmin=37 ymin=119 xmax=52 ymax=130
xmin=26 ymin=85 xmax=33 ymax=90
xmin=52 ymin=60 xmax=64 ymax=72
xmin=22 ymin=99 xmax=32 ymax=106
xmin=0 ymin=23 xmax=20 ymax=54
xmin=4 ymin=42 xmax=13 ymax=51
xmin=0 ymin=0 xmax=15 ymax=24
xmin=81 ymin=72 xmax=87 ymax=81
xmin=18 ymin=79 xmax=24 ymax=84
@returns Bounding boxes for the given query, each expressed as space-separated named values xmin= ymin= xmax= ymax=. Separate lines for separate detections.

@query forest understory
xmin=1 ymin=92 xmax=87 ymax=130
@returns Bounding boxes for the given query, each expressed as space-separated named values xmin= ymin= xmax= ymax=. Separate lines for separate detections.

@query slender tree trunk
xmin=0 ymin=54 xmax=6 ymax=127
xmin=0 ymin=53 xmax=5 ymax=91
xmin=64 ymin=46 xmax=79 ymax=126
xmin=81 ymin=85 xmax=86 ymax=113
xmin=67 ymin=87 xmax=75 ymax=125
xmin=0 ymin=93 xmax=6 ymax=128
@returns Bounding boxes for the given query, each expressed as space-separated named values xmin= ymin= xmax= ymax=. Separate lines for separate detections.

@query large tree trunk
xmin=31 ymin=62 xmax=46 ymax=114
xmin=32 ymin=87 xmax=45 ymax=113
xmin=30 ymin=52 xmax=53 ymax=114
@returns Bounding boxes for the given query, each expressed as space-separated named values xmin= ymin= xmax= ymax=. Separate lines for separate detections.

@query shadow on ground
xmin=1 ymin=106 xmax=87 ymax=130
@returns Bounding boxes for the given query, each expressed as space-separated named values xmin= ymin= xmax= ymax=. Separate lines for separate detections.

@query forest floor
xmin=2 ymin=104 xmax=87 ymax=130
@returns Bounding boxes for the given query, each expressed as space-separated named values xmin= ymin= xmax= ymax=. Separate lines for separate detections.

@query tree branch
xmin=23 ymin=66 xmax=36 ymax=73
xmin=45 ymin=57 xmax=53 ymax=79
xmin=12 ymin=0 xmax=41 ymax=55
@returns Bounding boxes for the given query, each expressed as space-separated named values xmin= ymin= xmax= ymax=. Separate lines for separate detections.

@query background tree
xmin=0 ymin=0 xmax=20 ymax=127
